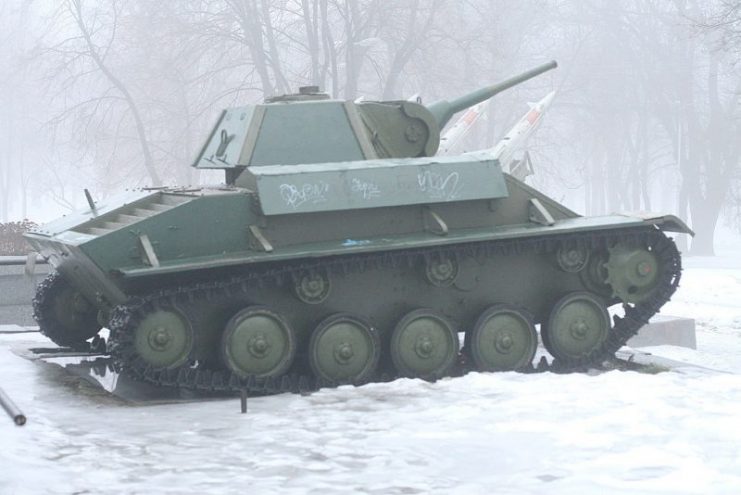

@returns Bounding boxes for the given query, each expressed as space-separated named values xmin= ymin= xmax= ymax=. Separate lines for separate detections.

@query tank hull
xmin=24 ymin=174 xmax=689 ymax=305
xmin=25 ymin=173 xmax=690 ymax=392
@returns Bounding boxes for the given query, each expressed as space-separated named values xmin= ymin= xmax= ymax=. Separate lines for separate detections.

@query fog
xmin=0 ymin=0 xmax=739 ymax=255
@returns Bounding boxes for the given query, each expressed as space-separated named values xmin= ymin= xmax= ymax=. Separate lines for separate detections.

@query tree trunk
xmin=259 ymin=0 xmax=290 ymax=94
xmin=320 ymin=0 xmax=338 ymax=96
xmin=231 ymin=0 xmax=276 ymax=96
xmin=689 ymin=202 xmax=722 ymax=255
xmin=69 ymin=0 xmax=161 ymax=186
xmin=301 ymin=0 xmax=321 ymax=86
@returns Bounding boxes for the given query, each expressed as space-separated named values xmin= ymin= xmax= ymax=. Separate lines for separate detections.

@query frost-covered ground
xmin=2 ymin=248 xmax=741 ymax=494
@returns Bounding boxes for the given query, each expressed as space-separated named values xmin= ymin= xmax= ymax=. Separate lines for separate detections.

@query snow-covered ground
xmin=2 ymin=249 xmax=741 ymax=494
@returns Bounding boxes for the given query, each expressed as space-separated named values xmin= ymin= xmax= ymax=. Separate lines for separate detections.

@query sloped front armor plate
xmin=246 ymin=154 xmax=508 ymax=215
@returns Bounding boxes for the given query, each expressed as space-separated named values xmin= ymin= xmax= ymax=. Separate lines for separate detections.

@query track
xmin=106 ymin=226 xmax=681 ymax=395
xmin=33 ymin=273 xmax=103 ymax=349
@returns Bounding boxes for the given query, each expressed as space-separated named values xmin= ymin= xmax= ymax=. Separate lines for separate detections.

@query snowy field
xmin=2 ymin=248 xmax=741 ymax=494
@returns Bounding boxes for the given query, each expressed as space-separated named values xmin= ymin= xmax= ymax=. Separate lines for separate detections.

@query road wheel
xmin=309 ymin=313 xmax=380 ymax=384
xmin=132 ymin=304 xmax=194 ymax=369
xmin=391 ymin=309 xmax=459 ymax=380
xmin=542 ymin=292 xmax=610 ymax=362
xmin=467 ymin=305 xmax=537 ymax=372
xmin=221 ymin=306 xmax=296 ymax=378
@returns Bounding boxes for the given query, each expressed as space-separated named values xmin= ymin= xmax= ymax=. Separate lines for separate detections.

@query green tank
xmin=25 ymin=61 xmax=691 ymax=393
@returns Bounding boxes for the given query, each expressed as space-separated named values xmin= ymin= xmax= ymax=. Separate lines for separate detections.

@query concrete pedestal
xmin=628 ymin=315 xmax=697 ymax=349
xmin=0 ymin=262 xmax=50 ymax=326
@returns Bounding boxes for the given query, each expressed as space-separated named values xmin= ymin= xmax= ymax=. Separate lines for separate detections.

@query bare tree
xmin=704 ymin=0 xmax=741 ymax=60
xmin=549 ymin=0 xmax=740 ymax=255
xmin=650 ymin=0 xmax=741 ymax=254
xmin=40 ymin=0 xmax=162 ymax=186
xmin=0 ymin=0 xmax=36 ymax=221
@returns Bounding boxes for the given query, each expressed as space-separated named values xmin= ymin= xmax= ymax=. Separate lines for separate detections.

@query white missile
xmin=438 ymin=102 xmax=487 ymax=155
xmin=487 ymin=91 xmax=555 ymax=180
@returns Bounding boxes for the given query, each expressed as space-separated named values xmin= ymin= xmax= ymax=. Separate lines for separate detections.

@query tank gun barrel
xmin=427 ymin=60 xmax=558 ymax=129
xmin=0 ymin=387 xmax=26 ymax=426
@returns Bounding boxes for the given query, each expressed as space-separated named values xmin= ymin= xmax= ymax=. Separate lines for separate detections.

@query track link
xmin=107 ymin=226 xmax=681 ymax=394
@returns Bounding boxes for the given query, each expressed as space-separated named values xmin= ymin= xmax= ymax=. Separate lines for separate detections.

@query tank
xmin=25 ymin=61 xmax=692 ymax=394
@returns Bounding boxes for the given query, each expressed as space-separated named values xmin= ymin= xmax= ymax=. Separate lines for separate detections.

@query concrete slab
xmin=629 ymin=315 xmax=697 ymax=349
xmin=0 ymin=325 xmax=38 ymax=334
xmin=0 ymin=306 xmax=37 ymax=327
xmin=11 ymin=344 xmax=234 ymax=405
xmin=0 ymin=261 xmax=49 ymax=326
xmin=615 ymin=348 xmax=728 ymax=374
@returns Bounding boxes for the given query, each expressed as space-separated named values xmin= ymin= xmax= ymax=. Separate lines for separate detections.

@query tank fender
xmin=619 ymin=213 xmax=694 ymax=236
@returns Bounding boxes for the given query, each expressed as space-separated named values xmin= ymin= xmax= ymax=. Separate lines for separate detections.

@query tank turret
xmin=193 ymin=61 xmax=559 ymax=184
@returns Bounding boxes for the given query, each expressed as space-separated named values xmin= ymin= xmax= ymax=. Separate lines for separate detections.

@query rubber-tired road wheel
xmin=33 ymin=272 xmax=101 ymax=348
xmin=467 ymin=305 xmax=537 ymax=372
xmin=132 ymin=304 xmax=194 ymax=369
xmin=542 ymin=292 xmax=610 ymax=362
xmin=221 ymin=306 xmax=296 ymax=378
xmin=391 ymin=309 xmax=459 ymax=380
xmin=309 ymin=313 xmax=380 ymax=384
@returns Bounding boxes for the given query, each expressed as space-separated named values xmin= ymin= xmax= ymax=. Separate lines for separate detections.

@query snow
xmin=2 ymin=253 xmax=741 ymax=494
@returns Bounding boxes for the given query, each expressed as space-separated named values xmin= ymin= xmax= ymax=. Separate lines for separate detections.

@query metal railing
xmin=0 ymin=254 xmax=46 ymax=266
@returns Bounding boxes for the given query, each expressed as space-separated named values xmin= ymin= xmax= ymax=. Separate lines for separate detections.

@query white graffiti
xmin=417 ymin=171 xmax=462 ymax=200
xmin=350 ymin=178 xmax=381 ymax=200
xmin=279 ymin=182 xmax=329 ymax=209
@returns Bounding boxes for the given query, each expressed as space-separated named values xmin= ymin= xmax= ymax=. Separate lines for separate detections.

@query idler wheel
xmin=604 ymin=243 xmax=661 ymax=304
xmin=33 ymin=273 xmax=101 ymax=348
xmin=467 ymin=305 xmax=537 ymax=371
xmin=133 ymin=305 xmax=193 ymax=369
xmin=293 ymin=269 xmax=331 ymax=305
xmin=542 ymin=292 xmax=610 ymax=362
xmin=309 ymin=313 xmax=380 ymax=384
xmin=221 ymin=307 xmax=296 ymax=378
xmin=391 ymin=309 xmax=459 ymax=379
